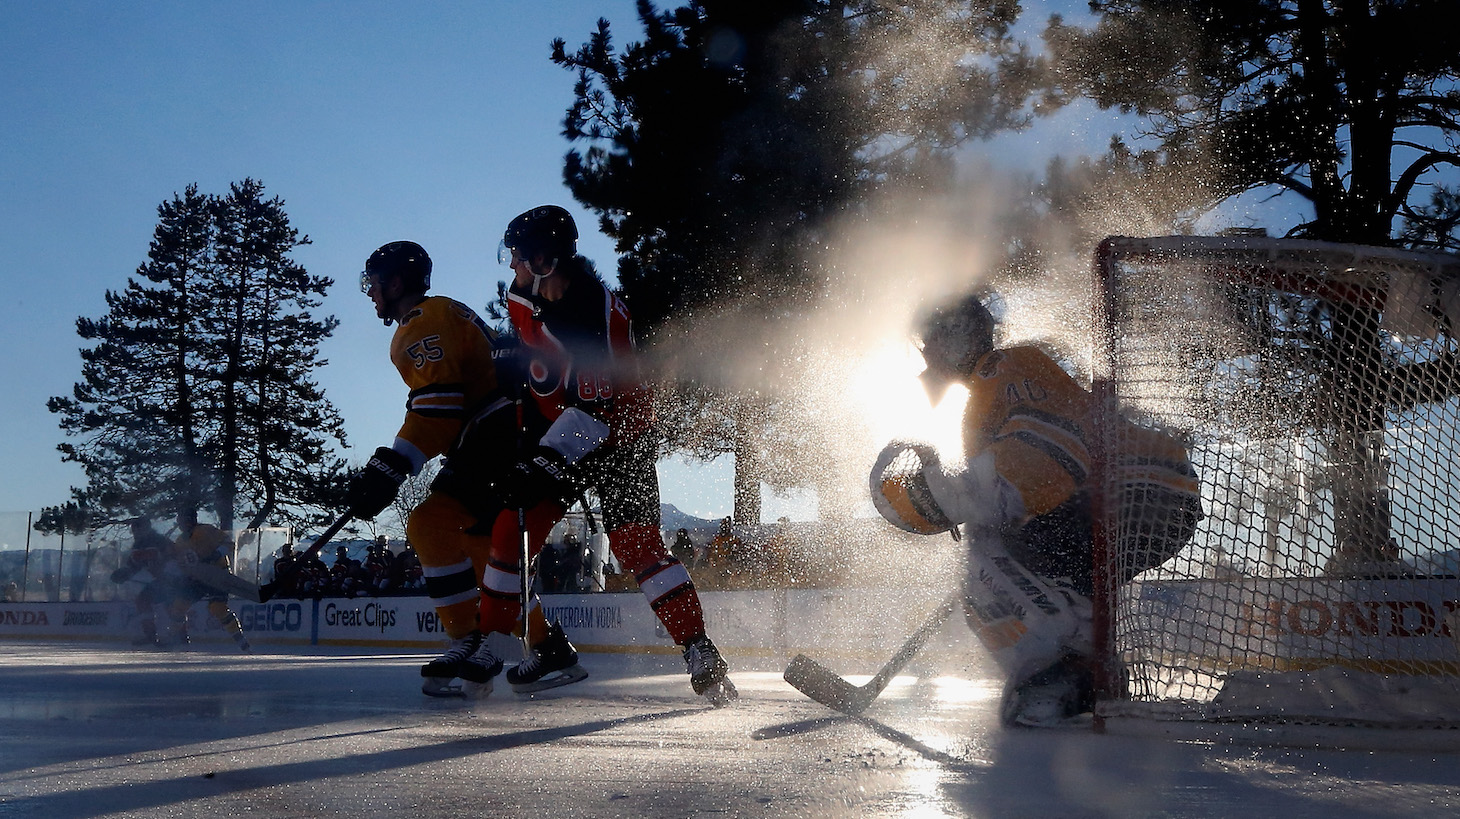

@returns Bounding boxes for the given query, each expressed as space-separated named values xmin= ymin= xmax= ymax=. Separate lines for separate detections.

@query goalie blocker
xmin=871 ymin=441 xmax=1092 ymax=721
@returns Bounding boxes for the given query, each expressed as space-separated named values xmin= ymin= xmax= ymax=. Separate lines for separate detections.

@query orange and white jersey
xmin=962 ymin=346 xmax=1197 ymax=522
xmin=505 ymin=265 xmax=653 ymax=454
xmin=389 ymin=296 xmax=502 ymax=465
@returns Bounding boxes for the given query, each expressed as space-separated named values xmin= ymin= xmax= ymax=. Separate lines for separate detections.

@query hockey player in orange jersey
xmin=349 ymin=240 xmax=585 ymax=698
xmin=494 ymin=205 xmax=736 ymax=705
xmin=871 ymin=293 xmax=1201 ymax=726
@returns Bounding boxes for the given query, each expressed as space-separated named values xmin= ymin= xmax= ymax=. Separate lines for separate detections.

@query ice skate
xmin=159 ymin=625 xmax=190 ymax=651
xmin=507 ymin=621 xmax=589 ymax=694
xmin=456 ymin=637 xmax=504 ymax=699
xmin=1000 ymin=655 xmax=1094 ymax=728
xmin=683 ymin=635 xmax=737 ymax=707
xmin=420 ymin=631 xmax=483 ymax=697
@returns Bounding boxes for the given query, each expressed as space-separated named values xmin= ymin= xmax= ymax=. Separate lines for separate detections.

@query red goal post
xmin=1090 ymin=235 xmax=1460 ymax=739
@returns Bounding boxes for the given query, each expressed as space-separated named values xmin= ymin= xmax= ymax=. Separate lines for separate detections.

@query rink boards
xmin=1119 ymin=577 xmax=1460 ymax=672
xmin=0 ymin=588 xmax=966 ymax=659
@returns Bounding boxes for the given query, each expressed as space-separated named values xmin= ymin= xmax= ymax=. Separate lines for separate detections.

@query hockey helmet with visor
xmin=916 ymin=293 xmax=996 ymax=403
xmin=362 ymin=240 xmax=431 ymax=325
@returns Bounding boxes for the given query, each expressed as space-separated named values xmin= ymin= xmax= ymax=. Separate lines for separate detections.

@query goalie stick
xmin=257 ymin=512 xmax=351 ymax=603
xmin=784 ymin=590 xmax=959 ymax=716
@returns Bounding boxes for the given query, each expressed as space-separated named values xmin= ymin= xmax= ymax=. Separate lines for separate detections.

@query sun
xmin=844 ymin=340 xmax=967 ymax=461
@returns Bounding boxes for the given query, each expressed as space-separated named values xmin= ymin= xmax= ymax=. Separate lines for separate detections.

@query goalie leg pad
xmin=962 ymin=528 xmax=1091 ymax=684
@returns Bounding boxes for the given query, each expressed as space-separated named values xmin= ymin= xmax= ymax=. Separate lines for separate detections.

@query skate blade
xmin=1009 ymin=712 xmax=1092 ymax=729
xmin=704 ymin=678 xmax=739 ymax=707
xmin=461 ymin=678 xmax=495 ymax=699
xmin=510 ymin=664 xmax=589 ymax=694
xmin=421 ymin=679 xmax=464 ymax=698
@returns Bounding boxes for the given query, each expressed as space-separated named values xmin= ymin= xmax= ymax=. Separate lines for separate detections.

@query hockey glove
xmin=501 ymin=447 xmax=574 ymax=510
xmin=345 ymin=446 xmax=412 ymax=520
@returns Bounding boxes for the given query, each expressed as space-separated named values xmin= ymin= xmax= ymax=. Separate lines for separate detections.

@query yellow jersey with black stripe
xmin=174 ymin=523 xmax=233 ymax=569
xmin=963 ymin=346 xmax=1197 ymax=521
xmin=389 ymin=296 xmax=501 ymax=460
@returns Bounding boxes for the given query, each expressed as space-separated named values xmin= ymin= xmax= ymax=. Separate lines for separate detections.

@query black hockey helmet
xmin=916 ymin=293 xmax=997 ymax=403
xmin=501 ymin=205 xmax=578 ymax=262
xmin=361 ymin=240 xmax=432 ymax=295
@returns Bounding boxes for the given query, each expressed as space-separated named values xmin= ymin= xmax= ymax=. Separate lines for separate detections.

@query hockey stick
xmin=784 ymin=591 xmax=960 ymax=716
xmin=519 ymin=505 xmax=533 ymax=653
xmin=257 ymin=512 xmax=351 ymax=603
xmin=580 ymin=493 xmax=610 ymax=592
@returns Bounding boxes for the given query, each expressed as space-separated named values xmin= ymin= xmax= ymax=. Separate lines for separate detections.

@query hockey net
xmin=1091 ymin=235 xmax=1460 ymax=735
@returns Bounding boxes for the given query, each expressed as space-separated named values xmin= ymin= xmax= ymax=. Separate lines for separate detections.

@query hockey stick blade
xmin=784 ymin=654 xmax=876 ymax=715
xmin=784 ymin=592 xmax=960 ymax=716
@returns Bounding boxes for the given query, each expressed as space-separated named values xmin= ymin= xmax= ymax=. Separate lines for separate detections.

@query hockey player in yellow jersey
xmin=871 ymin=293 xmax=1200 ymax=727
xmin=115 ymin=518 xmax=252 ymax=651
xmin=349 ymin=240 xmax=584 ymax=698
xmin=167 ymin=523 xmax=252 ymax=652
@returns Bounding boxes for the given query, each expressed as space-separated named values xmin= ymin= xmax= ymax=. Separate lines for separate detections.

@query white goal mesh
xmin=1091 ymin=235 xmax=1460 ymax=729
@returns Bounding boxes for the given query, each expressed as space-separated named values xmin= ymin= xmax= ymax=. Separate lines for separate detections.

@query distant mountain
xmin=659 ymin=504 xmax=722 ymax=535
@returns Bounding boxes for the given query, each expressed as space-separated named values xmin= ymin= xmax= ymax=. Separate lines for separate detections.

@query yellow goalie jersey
xmin=963 ymin=345 xmax=1197 ymax=522
xmin=389 ymin=296 xmax=502 ymax=463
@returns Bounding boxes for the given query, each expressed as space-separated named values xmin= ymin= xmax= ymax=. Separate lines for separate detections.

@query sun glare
xmin=846 ymin=340 xmax=967 ymax=460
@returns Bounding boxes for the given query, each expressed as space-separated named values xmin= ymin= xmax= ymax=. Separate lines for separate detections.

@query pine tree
xmin=49 ymin=185 xmax=217 ymax=530
xmin=1042 ymin=0 xmax=1460 ymax=248
xmin=48 ymin=181 xmax=347 ymax=534
xmin=207 ymin=179 xmax=348 ymax=532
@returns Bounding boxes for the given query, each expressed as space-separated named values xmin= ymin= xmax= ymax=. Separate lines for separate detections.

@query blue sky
xmin=0 ymin=3 xmax=1306 ymax=528
xmin=0 ymin=2 xmax=713 ymax=514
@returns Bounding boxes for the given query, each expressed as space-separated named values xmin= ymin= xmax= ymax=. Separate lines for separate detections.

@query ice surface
xmin=2 ymin=642 xmax=1459 ymax=817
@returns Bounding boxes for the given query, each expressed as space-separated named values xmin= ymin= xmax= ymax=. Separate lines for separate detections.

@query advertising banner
xmin=0 ymin=588 xmax=970 ymax=659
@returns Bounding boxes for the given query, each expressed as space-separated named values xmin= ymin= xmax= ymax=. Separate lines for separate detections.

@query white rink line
xmin=3 ymin=643 xmax=1460 ymax=818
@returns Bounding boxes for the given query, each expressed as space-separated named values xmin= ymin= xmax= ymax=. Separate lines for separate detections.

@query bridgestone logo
xmin=63 ymin=611 xmax=109 ymax=627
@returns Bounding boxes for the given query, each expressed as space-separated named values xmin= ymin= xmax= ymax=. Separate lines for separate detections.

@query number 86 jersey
xmin=506 ymin=271 xmax=653 ymax=450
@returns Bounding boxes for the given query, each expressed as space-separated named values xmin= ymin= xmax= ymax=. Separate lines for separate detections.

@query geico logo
xmin=1241 ymin=598 xmax=1460 ymax=638
xmin=239 ymin=602 xmax=304 ymax=632
xmin=324 ymin=602 xmax=398 ymax=632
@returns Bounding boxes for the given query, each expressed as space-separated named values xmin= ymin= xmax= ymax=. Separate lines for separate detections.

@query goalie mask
xmin=916 ymin=294 xmax=996 ymax=403
xmin=870 ymin=441 xmax=955 ymax=535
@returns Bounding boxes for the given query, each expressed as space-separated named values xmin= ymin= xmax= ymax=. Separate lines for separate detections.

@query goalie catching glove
xmin=870 ymin=440 xmax=999 ymax=535
xmin=346 ymin=446 xmax=412 ymax=519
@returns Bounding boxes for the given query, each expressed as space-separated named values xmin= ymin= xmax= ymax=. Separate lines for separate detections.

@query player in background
xmin=167 ymin=523 xmax=252 ymax=652
xmin=871 ymin=293 xmax=1201 ymax=726
xmin=350 ymin=240 xmax=584 ymax=698
xmin=495 ymin=205 xmax=736 ymax=704
xmin=111 ymin=518 xmax=250 ymax=651
xmin=112 ymin=517 xmax=185 ymax=647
